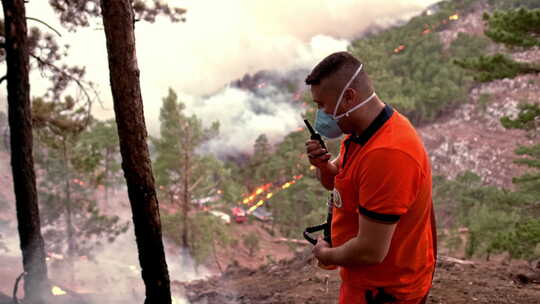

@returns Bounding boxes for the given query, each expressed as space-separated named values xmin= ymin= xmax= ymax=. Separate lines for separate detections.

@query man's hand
xmin=312 ymin=236 xmax=332 ymax=266
xmin=305 ymin=139 xmax=331 ymax=168
xmin=305 ymin=139 xmax=338 ymax=190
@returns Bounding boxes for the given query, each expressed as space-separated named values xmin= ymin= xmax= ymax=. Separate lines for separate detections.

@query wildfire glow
xmin=52 ymin=286 xmax=67 ymax=296
xmin=240 ymin=183 xmax=272 ymax=205
xmin=393 ymin=45 xmax=406 ymax=54
xmin=449 ymin=14 xmax=459 ymax=20
xmin=422 ymin=28 xmax=432 ymax=35
xmin=247 ymin=200 xmax=265 ymax=213
xmin=47 ymin=252 xmax=64 ymax=260
xmin=71 ymin=178 xmax=85 ymax=186
xmin=244 ymin=174 xmax=306 ymax=213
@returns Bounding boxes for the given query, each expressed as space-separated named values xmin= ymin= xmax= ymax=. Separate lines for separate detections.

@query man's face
xmin=310 ymin=83 xmax=354 ymax=134
xmin=310 ymin=84 xmax=336 ymax=116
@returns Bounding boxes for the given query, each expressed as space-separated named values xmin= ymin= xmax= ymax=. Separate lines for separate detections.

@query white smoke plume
xmin=134 ymin=0 xmax=440 ymax=96
xmin=0 ymin=175 xmax=204 ymax=302
xmin=179 ymin=84 xmax=306 ymax=157
xmin=11 ymin=0 xmax=440 ymax=157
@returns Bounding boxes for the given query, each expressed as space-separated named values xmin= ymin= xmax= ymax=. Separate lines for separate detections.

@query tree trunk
xmin=61 ymin=139 xmax=76 ymax=278
xmin=104 ymin=148 xmax=111 ymax=204
xmin=181 ymin=129 xmax=190 ymax=248
xmin=212 ymin=239 xmax=223 ymax=275
xmin=2 ymin=0 xmax=49 ymax=302
xmin=100 ymin=1 xmax=172 ymax=303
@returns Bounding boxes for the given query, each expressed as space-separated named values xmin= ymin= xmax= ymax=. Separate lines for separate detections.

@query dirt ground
xmin=182 ymin=250 xmax=540 ymax=304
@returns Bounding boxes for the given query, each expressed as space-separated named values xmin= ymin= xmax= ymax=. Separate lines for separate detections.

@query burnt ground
xmin=182 ymin=250 xmax=540 ymax=304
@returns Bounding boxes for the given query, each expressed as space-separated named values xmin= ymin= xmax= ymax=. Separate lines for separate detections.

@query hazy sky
xmin=2 ymin=0 xmax=439 ymax=154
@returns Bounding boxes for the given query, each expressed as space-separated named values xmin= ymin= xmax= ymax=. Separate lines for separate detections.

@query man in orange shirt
xmin=305 ymin=52 xmax=436 ymax=304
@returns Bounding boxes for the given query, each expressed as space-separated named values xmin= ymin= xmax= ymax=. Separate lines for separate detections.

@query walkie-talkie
xmin=304 ymin=119 xmax=327 ymax=150
xmin=302 ymin=119 xmax=336 ymax=270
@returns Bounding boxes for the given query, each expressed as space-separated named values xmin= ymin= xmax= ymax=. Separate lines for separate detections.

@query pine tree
xmin=501 ymin=103 xmax=540 ymax=200
xmin=72 ymin=119 xmax=122 ymax=203
xmin=455 ymin=53 xmax=540 ymax=82
xmin=153 ymin=89 xmax=222 ymax=250
xmin=456 ymin=7 xmax=540 ymax=81
xmin=2 ymin=1 xmax=187 ymax=302
xmin=100 ymin=1 xmax=178 ymax=302
xmin=248 ymin=134 xmax=273 ymax=187
xmin=32 ymin=97 xmax=128 ymax=266
xmin=483 ymin=7 xmax=540 ymax=47
xmin=1 ymin=1 xmax=49 ymax=301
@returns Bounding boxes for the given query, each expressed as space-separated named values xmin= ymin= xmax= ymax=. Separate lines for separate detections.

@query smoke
xmin=48 ymin=191 xmax=209 ymax=303
xmin=17 ymin=0 xmax=438 ymax=152
xmin=3 ymin=1 xmax=440 ymax=158
xmin=133 ymin=0 xmax=439 ymax=155
xmin=0 ymin=182 xmax=207 ymax=302
xmin=135 ymin=0 xmax=440 ymax=96
xmin=179 ymin=84 xmax=305 ymax=157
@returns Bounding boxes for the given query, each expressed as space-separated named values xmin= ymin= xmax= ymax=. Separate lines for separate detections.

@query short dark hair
xmin=305 ymin=52 xmax=362 ymax=85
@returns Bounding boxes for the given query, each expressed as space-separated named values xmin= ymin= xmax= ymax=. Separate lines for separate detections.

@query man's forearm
xmin=321 ymin=236 xmax=382 ymax=267
xmin=317 ymin=162 xmax=338 ymax=190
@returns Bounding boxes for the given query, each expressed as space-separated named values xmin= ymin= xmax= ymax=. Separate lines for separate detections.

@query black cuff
xmin=359 ymin=206 xmax=400 ymax=223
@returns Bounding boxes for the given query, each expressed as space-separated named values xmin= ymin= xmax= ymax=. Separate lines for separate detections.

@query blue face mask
xmin=314 ymin=64 xmax=376 ymax=139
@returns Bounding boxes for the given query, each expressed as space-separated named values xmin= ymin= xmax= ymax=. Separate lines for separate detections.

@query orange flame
xmin=393 ymin=45 xmax=406 ymax=54
xmin=240 ymin=183 xmax=272 ymax=205
xmin=421 ymin=28 xmax=432 ymax=35
xmin=244 ymin=174 xmax=306 ymax=213
xmin=247 ymin=200 xmax=265 ymax=213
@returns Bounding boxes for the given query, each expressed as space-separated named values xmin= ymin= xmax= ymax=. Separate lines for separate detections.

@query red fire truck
xmin=231 ymin=207 xmax=247 ymax=223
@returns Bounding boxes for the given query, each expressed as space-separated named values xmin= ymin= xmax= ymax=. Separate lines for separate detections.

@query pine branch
xmin=26 ymin=17 xmax=62 ymax=37
xmin=29 ymin=53 xmax=99 ymax=129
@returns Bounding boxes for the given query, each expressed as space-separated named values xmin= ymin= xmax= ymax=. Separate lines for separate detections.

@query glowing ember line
xmin=248 ymin=200 xmax=264 ymax=213
xmin=239 ymin=183 xmax=272 ymax=205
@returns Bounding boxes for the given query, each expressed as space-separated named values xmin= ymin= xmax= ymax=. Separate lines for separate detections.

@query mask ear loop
xmin=333 ymin=64 xmax=364 ymax=119
xmin=334 ymin=92 xmax=377 ymax=121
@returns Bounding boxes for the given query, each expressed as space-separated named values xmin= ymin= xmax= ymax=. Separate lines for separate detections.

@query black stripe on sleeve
xmin=358 ymin=206 xmax=401 ymax=223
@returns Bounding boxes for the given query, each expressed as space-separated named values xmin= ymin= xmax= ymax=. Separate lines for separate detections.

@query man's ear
xmin=344 ymin=88 xmax=356 ymax=105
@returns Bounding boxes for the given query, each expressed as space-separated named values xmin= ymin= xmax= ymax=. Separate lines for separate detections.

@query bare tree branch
xmin=29 ymin=53 xmax=101 ymax=128
xmin=12 ymin=271 xmax=26 ymax=304
xmin=26 ymin=17 xmax=62 ymax=37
